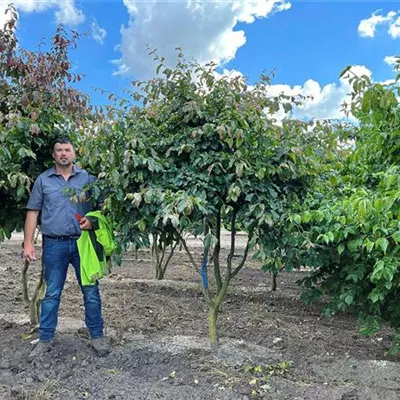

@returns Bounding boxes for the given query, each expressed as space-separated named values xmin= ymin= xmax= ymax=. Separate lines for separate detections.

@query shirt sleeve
xmin=26 ymin=176 xmax=43 ymax=210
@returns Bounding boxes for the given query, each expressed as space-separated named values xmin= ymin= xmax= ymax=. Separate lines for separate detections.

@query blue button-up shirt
xmin=26 ymin=165 xmax=101 ymax=237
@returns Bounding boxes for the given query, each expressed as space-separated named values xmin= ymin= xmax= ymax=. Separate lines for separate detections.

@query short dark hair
xmin=53 ymin=137 xmax=74 ymax=150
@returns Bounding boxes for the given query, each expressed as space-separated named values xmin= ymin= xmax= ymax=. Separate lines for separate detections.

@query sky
xmin=1 ymin=0 xmax=400 ymax=120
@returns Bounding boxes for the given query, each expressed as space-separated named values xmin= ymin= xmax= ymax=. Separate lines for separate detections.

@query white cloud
xmin=358 ymin=10 xmax=400 ymax=40
xmin=54 ymin=0 xmax=85 ymax=26
xmin=114 ymin=0 xmax=291 ymax=79
xmin=358 ymin=10 xmax=396 ymax=38
xmin=384 ymin=55 xmax=399 ymax=67
xmin=265 ymin=65 xmax=373 ymax=121
xmin=91 ymin=19 xmax=107 ymax=44
xmin=388 ymin=16 xmax=400 ymax=38
xmin=207 ymin=65 xmax=373 ymax=122
xmin=0 ymin=0 xmax=85 ymax=28
xmin=380 ymin=78 xmax=396 ymax=86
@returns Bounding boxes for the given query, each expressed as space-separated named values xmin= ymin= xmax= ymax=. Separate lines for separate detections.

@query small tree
xmin=257 ymin=119 xmax=353 ymax=291
xmin=0 ymin=6 xmax=91 ymax=326
xmin=87 ymin=51 xmax=321 ymax=349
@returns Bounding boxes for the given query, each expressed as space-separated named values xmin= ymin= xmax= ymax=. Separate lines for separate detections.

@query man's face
xmin=53 ymin=142 xmax=76 ymax=167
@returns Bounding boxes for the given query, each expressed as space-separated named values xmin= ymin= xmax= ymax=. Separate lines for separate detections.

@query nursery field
xmin=1 ymin=233 xmax=400 ymax=400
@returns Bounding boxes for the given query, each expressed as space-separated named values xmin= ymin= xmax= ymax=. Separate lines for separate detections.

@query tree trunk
xmin=21 ymin=259 xmax=45 ymax=327
xmin=208 ymin=303 xmax=220 ymax=350
xmin=21 ymin=228 xmax=45 ymax=328
xmin=155 ymin=263 xmax=165 ymax=280
xmin=271 ymin=271 xmax=277 ymax=291
xmin=29 ymin=267 xmax=45 ymax=328
xmin=208 ymin=284 xmax=227 ymax=350
xmin=154 ymin=240 xmax=177 ymax=280
xmin=22 ymin=260 xmax=30 ymax=306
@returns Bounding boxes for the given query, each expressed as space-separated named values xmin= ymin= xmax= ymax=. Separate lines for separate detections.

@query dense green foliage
xmin=4 ymin=6 xmax=400 ymax=352
xmin=79 ymin=52 xmax=325 ymax=347
xmin=296 ymin=68 xmax=400 ymax=352
xmin=0 ymin=6 xmax=89 ymax=240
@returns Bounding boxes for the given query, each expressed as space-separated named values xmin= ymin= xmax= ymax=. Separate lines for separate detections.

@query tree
xmin=0 ymin=5 xmax=90 ymax=239
xmin=297 ymin=64 xmax=400 ymax=353
xmin=83 ymin=51 xmax=323 ymax=349
xmin=0 ymin=6 xmax=91 ymax=326
xmin=257 ymin=119 xmax=354 ymax=291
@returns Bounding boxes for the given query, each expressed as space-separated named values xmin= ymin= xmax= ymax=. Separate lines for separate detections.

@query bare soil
xmin=1 ymin=233 xmax=400 ymax=400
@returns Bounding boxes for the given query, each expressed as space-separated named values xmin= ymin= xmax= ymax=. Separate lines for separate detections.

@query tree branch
xmin=230 ymin=240 xmax=250 ymax=280
xmin=175 ymin=230 xmax=200 ymax=274
xmin=159 ymin=233 xmax=166 ymax=267
xmin=22 ymin=260 xmax=30 ymax=306
xmin=213 ymin=209 xmax=222 ymax=293
xmin=226 ymin=210 xmax=237 ymax=280
xmin=175 ymin=229 xmax=213 ymax=303
xmin=162 ymin=241 xmax=178 ymax=276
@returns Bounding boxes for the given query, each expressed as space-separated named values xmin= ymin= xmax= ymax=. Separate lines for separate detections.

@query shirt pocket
xmin=43 ymin=186 xmax=61 ymax=206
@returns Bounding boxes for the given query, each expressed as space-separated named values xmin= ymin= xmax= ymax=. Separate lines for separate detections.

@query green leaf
xmin=302 ymin=211 xmax=311 ymax=223
xmin=339 ymin=65 xmax=352 ymax=78
xmin=371 ymin=260 xmax=385 ymax=283
xmin=338 ymin=244 xmax=345 ymax=255
xmin=347 ymin=238 xmax=362 ymax=253
xmin=226 ymin=137 xmax=234 ymax=148
xmin=358 ymin=199 xmax=367 ymax=217
xmin=204 ymin=233 xmax=218 ymax=250
xmin=235 ymin=162 xmax=244 ymax=178
xmin=375 ymin=237 xmax=389 ymax=254
xmin=392 ymin=232 xmax=400 ymax=244
xmin=292 ymin=214 xmax=302 ymax=224
xmin=137 ymin=219 xmax=147 ymax=232
xmin=363 ymin=238 xmax=375 ymax=253
xmin=368 ymin=290 xmax=384 ymax=304
xmin=257 ymin=167 xmax=266 ymax=180
xmin=344 ymin=294 xmax=353 ymax=306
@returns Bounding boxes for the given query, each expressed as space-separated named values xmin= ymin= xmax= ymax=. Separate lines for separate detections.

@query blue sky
xmin=2 ymin=0 xmax=400 ymax=119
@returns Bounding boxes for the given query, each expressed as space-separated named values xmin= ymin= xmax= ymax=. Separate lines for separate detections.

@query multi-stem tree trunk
xmin=152 ymin=233 xmax=178 ymax=280
xmin=178 ymin=210 xmax=249 ymax=351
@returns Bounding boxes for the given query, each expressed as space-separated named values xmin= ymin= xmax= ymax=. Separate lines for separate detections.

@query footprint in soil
xmin=0 ymin=318 xmax=13 ymax=329
xmin=341 ymin=390 xmax=358 ymax=400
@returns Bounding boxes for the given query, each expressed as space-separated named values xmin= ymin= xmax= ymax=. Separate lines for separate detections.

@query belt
xmin=43 ymin=234 xmax=80 ymax=241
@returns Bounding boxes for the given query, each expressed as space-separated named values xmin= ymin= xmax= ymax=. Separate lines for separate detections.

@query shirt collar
xmin=48 ymin=165 xmax=82 ymax=177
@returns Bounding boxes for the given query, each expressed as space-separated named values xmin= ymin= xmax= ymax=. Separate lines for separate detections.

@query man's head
xmin=52 ymin=137 xmax=76 ymax=168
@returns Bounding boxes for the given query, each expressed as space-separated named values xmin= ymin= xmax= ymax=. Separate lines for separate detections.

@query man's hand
xmin=79 ymin=217 xmax=92 ymax=231
xmin=24 ymin=210 xmax=39 ymax=262
xmin=23 ymin=242 xmax=37 ymax=262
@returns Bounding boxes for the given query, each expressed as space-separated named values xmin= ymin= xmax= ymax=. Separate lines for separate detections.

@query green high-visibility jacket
xmin=77 ymin=211 xmax=117 ymax=286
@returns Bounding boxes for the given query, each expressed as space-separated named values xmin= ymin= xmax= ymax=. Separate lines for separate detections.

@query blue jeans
xmin=39 ymin=237 xmax=104 ymax=342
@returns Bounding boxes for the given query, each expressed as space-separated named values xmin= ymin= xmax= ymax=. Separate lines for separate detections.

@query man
xmin=23 ymin=137 xmax=110 ymax=359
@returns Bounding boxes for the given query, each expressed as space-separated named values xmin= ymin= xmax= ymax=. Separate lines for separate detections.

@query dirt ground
xmin=1 ymin=233 xmax=400 ymax=400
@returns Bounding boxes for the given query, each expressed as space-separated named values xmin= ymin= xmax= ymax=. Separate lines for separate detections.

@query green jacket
xmin=77 ymin=211 xmax=117 ymax=286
